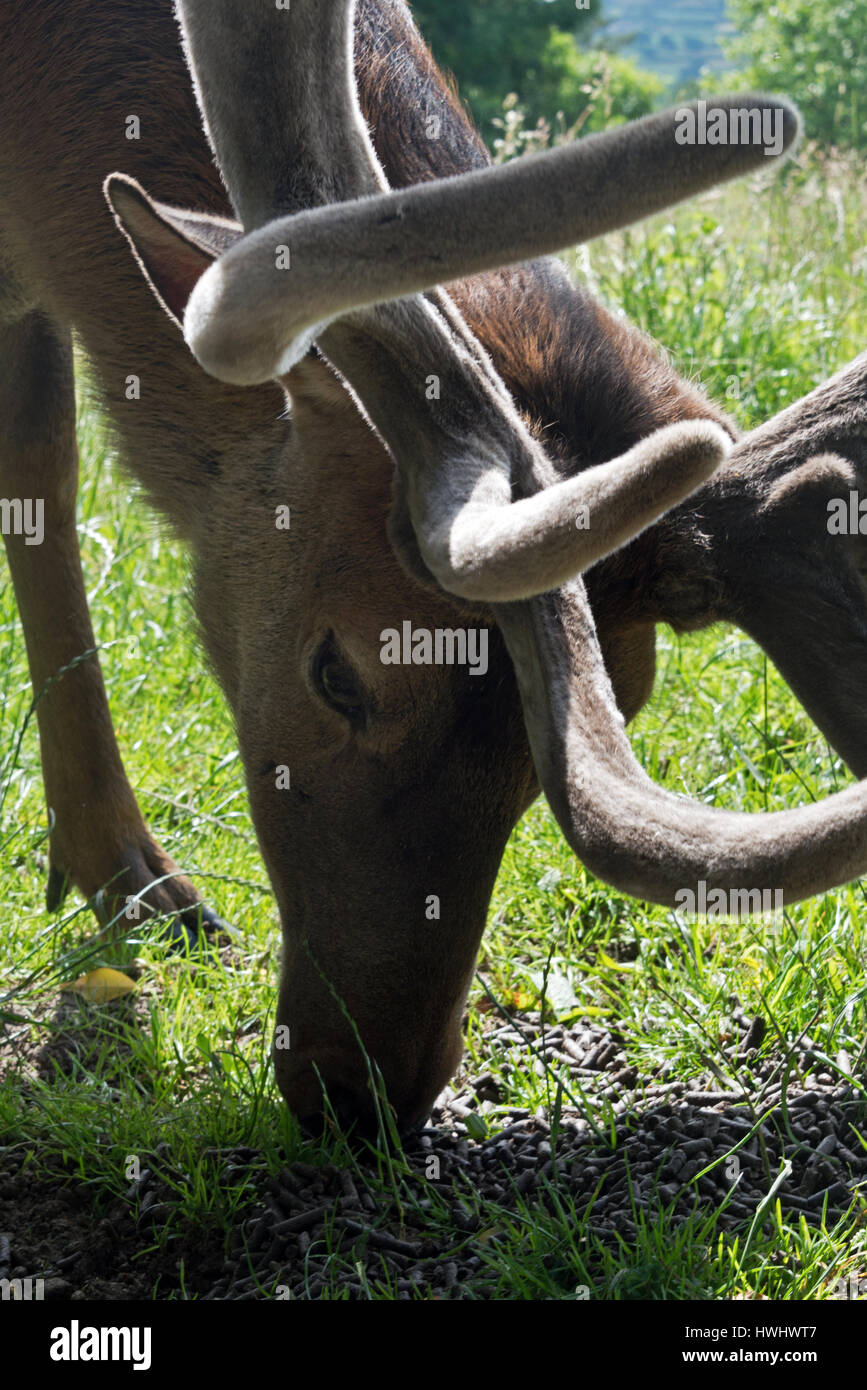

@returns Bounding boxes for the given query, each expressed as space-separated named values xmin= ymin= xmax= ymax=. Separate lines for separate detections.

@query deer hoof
xmin=157 ymin=901 xmax=237 ymax=954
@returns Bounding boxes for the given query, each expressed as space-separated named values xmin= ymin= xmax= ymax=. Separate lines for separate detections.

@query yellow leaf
xmin=60 ymin=967 xmax=136 ymax=1003
xmin=510 ymin=989 xmax=535 ymax=1010
xmin=597 ymin=950 xmax=635 ymax=973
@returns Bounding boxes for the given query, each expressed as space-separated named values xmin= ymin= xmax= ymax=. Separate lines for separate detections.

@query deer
xmin=2 ymin=0 xmax=867 ymax=1134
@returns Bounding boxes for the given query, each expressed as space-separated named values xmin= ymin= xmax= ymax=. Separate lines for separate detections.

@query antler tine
xmin=678 ymin=350 xmax=867 ymax=780
xmin=305 ymin=299 xmax=733 ymax=601
xmin=494 ymin=587 xmax=867 ymax=908
xmin=178 ymin=0 xmax=798 ymax=387
xmin=490 ymin=348 xmax=867 ymax=908
xmin=186 ymin=94 xmax=800 ymax=388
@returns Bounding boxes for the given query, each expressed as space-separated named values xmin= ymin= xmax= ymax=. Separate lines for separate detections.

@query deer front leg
xmin=0 ymin=307 xmax=223 ymax=940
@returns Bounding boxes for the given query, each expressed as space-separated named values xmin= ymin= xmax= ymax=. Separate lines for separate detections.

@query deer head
xmin=102 ymin=0 xmax=867 ymax=1132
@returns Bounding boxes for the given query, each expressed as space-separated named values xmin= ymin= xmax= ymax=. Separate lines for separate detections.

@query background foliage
xmin=411 ymin=0 xmax=660 ymax=140
xmin=723 ymin=0 xmax=867 ymax=150
xmin=412 ymin=0 xmax=867 ymax=151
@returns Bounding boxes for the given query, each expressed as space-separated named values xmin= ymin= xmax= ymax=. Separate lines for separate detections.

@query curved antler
xmin=667 ymin=350 xmax=867 ymax=780
xmin=174 ymin=0 xmax=796 ymax=601
xmin=496 ymin=587 xmax=867 ymax=907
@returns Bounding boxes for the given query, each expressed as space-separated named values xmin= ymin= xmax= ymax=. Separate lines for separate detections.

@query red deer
xmin=2 ymin=0 xmax=866 ymax=1132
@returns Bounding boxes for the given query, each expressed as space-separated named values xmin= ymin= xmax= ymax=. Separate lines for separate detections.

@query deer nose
xmin=278 ymin=1054 xmax=430 ymax=1138
xmin=277 ymin=1056 xmax=382 ymax=1135
xmin=295 ymin=1083 xmax=376 ymax=1138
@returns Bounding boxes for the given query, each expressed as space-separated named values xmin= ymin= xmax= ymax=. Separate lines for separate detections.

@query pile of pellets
xmin=187 ymin=1008 xmax=866 ymax=1299
xmin=4 ymin=1002 xmax=864 ymax=1299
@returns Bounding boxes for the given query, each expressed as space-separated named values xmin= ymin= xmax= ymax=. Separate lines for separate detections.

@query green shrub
xmin=723 ymin=0 xmax=867 ymax=150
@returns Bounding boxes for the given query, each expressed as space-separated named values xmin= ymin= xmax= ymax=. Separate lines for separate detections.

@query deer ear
xmin=104 ymin=173 xmax=242 ymax=327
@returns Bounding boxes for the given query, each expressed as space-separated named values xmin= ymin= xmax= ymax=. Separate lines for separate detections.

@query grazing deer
xmin=2 ymin=0 xmax=866 ymax=1131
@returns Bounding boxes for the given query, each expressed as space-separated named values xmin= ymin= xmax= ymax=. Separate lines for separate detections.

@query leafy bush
xmin=723 ymin=0 xmax=867 ymax=149
xmin=411 ymin=0 xmax=661 ymax=143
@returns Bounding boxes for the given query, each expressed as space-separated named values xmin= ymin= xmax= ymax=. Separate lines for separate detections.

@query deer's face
xmin=194 ymin=363 xmax=536 ymax=1132
xmin=106 ymin=181 xmax=540 ymax=1132
xmin=106 ymin=7 xmax=867 ymax=1141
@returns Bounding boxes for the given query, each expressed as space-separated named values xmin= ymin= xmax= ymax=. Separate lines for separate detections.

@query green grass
xmin=1 ymin=149 xmax=866 ymax=1300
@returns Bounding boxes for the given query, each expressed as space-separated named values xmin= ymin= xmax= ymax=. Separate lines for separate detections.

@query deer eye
xmin=312 ymin=635 xmax=366 ymax=725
